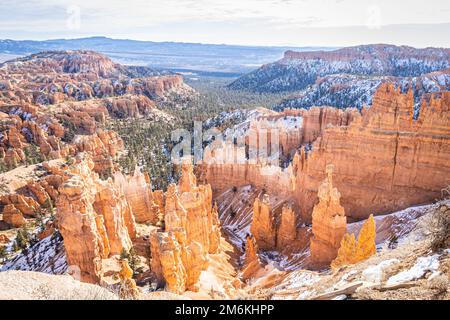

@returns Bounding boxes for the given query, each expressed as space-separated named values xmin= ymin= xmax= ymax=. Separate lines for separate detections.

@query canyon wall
xmin=208 ymin=84 xmax=450 ymax=228
xmin=200 ymin=107 xmax=356 ymax=197
xmin=296 ymin=83 xmax=450 ymax=222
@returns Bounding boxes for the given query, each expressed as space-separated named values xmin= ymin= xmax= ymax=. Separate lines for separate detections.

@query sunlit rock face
xmin=148 ymin=161 xmax=221 ymax=294
xmin=114 ymin=167 xmax=160 ymax=224
xmin=296 ymin=83 xmax=450 ymax=222
xmin=56 ymin=154 xmax=134 ymax=283
xmin=241 ymin=234 xmax=262 ymax=281
xmin=277 ymin=203 xmax=298 ymax=250
xmin=251 ymin=195 xmax=276 ymax=250
xmin=331 ymin=214 xmax=376 ymax=269
xmin=310 ymin=165 xmax=347 ymax=269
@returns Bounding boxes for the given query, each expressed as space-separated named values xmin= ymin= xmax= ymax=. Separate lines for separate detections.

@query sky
xmin=0 ymin=0 xmax=449 ymax=47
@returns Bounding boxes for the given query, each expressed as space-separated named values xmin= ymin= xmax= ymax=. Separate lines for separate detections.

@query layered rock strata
xmin=200 ymin=107 xmax=358 ymax=197
xmin=203 ymin=84 xmax=450 ymax=226
xmin=296 ymin=83 xmax=450 ymax=221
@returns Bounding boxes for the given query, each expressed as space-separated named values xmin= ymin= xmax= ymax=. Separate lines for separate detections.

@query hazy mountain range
xmin=0 ymin=36 xmax=334 ymax=76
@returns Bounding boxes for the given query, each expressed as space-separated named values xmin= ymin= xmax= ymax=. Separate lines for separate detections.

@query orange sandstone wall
xmin=200 ymin=107 xmax=356 ymax=197
xmin=295 ymin=84 xmax=450 ymax=222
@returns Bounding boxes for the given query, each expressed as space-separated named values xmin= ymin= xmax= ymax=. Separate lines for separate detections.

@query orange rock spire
xmin=149 ymin=161 xmax=221 ymax=293
xmin=250 ymin=194 xmax=276 ymax=250
xmin=332 ymin=214 xmax=377 ymax=268
xmin=310 ymin=164 xmax=347 ymax=268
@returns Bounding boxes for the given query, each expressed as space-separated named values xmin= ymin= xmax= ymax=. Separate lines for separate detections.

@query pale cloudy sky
xmin=0 ymin=0 xmax=449 ymax=47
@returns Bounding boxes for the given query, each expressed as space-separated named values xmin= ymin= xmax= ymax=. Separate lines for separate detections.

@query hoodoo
xmin=310 ymin=164 xmax=347 ymax=269
xmin=331 ymin=214 xmax=377 ymax=269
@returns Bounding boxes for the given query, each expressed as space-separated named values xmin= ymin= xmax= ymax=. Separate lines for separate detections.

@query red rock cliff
xmin=296 ymin=83 xmax=450 ymax=222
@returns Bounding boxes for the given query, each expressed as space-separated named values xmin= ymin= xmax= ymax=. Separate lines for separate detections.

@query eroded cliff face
xmin=247 ymin=193 xmax=306 ymax=258
xmin=203 ymin=83 xmax=450 ymax=227
xmin=56 ymin=154 xmax=135 ymax=283
xmin=295 ymin=83 xmax=450 ymax=222
xmin=251 ymin=195 xmax=276 ymax=250
xmin=200 ymin=107 xmax=358 ymax=197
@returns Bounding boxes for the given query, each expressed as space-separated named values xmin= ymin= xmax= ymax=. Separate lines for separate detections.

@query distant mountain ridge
xmin=0 ymin=37 xmax=334 ymax=74
xmin=275 ymin=68 xmax=450 ymax=113
xmin=0 ymin=50 xmax=170 ymax=78
xmin=229 ymin=44 xmax=450 ymax=92
xmin=228 ymin=44 xmax=450 ymax=112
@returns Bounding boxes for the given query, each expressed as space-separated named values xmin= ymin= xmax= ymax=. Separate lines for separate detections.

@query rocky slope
xmin=0 ymin=50 xmax=191 ymax=172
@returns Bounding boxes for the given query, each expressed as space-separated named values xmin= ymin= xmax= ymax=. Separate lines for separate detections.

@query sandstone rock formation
xmin=200 ymin=107 xmax=357 ymax=197
xmin=241 ymin=234 xmax=262 ymax=281
xmin=56 ymin=154 xmax=135 ymax=283
xmin=148 ymin=161 xmax=221 ymax=293
xmin=296 ymin=83 xmax=450 ymax=221
xmin=331 ymin=214 xmax=377 ymax=269
xmin=114 ymin=167 xmax=160 ymax=224
xmin=250 ymin=195 xmax=276 ymax=250
xmin=0 ymin=50 xmax=191 ymax=174
xmin=2 ymin=204 xmax=26 ymax=227
xmin=0 ymin=194 xmax=40 ymax=218
xmin=310 ymin=165 xmax=347 ymax=268
xmin=247 ymin=193 xmax=303 ymax=256
xmin=118 ymin=259 xmax=139 ymax=299
xmin=277 ymin=204 xmax=297 ymax=250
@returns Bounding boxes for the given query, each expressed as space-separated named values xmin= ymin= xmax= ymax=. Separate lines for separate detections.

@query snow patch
xmin=362 ymin=259 xmax=399 ymax=284
xmin=386 ymin=255 xmax=440 ymax=286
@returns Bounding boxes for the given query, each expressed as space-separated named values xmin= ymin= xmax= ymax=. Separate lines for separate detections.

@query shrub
xmin=13 ymin=226 xmax=36 ymax=251
xmin=0 ymin=245 xmax=7 ymax=261
xmin=120 ymin=247 xmax=139 ymax=276
xmin=430 ymin=203 xmax=450 ymax=252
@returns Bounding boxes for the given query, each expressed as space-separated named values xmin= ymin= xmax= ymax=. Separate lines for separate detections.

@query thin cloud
xmin=0 ymin=0 xmax=449 ymax=47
